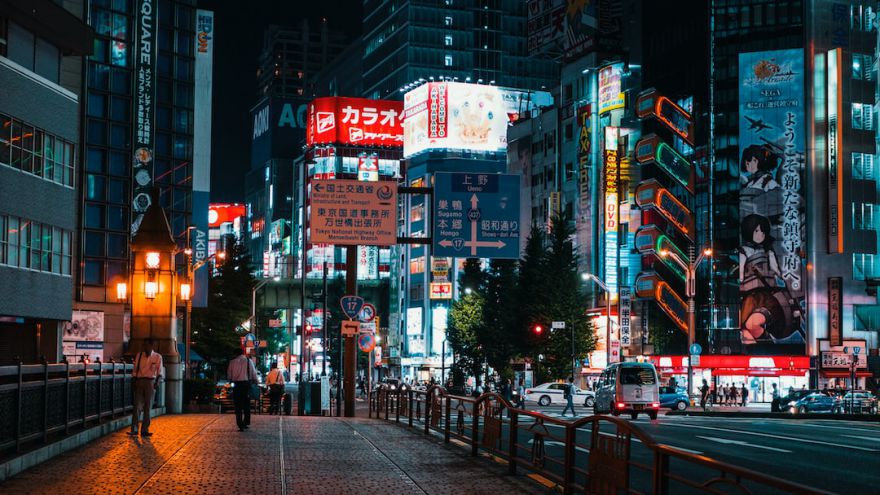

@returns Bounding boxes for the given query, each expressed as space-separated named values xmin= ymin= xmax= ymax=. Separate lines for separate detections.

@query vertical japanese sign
xmin=603 ymin=127 xmax=619 ymax=296
xmin=738 ymin=49 xmax=806 ymax=350
xmin=577 ymin=105 xmax=591 ymax=211
xmin=619 ymin=287 xmax=631 ymax=347
xmin=192 ymin=9 xmax=213 ymax=308
xmin=131 ymin=0 xmax=157 ymax=234
xmin=828 ymin=277 xmax=842 ymax=347
xmin=598 ymin=63 xmax=625 ymax=114
xmin=428 ymin=82 xmax=447 ymax=140
xmin=827 ymin=48 xmax=843 ymax=253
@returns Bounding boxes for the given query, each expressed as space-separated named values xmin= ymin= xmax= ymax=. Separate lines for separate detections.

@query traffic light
xmin=532 ymin=324 xmax=543 ymax=336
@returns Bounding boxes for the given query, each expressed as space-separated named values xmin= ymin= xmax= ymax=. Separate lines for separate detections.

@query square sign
xmin=310 ymin=179 xmax=397 ymax=245
xmin=433 ymin=172 xmax=520 ymax=259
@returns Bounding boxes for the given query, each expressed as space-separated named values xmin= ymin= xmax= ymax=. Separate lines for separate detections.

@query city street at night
xmin=2 ymin=0 xmax=880 ymax=493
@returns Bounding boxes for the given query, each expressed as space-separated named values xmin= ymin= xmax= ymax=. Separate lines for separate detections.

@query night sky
xmin=197 ymin=0 xmax=363 ymax=202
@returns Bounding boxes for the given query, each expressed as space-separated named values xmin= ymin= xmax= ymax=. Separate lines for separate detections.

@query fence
xmin=0 ymin=361 xmax=136 ymax=455
xmin=369 ymin=385 xmax=832 ymax=495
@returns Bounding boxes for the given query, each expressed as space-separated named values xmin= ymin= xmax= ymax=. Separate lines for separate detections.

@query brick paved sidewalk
xmin=0 ymin=414 xmax=546 ymax=495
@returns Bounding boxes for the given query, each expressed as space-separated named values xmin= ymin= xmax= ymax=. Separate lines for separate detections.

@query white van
xmin=594 ymin=362 xmax=660 ymax=420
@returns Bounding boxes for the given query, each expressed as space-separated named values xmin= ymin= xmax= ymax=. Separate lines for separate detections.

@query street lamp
xmin=659 ymin=247 xmax=712 ymax=397
xmin=582 ymin=273 xmax=613 ymax=367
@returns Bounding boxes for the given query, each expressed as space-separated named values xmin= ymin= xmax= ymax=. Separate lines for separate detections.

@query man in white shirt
xmin=227 ymin=348 xmax=258 ymax=431
xmin=266 ymin=362 xmax=286 ymax=414
xmin=129 ymin=338 xmax=163 ymax=437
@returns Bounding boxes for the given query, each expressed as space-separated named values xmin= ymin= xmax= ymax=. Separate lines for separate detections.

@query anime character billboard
xmin=737 ymin=49 xmax=806 ymax=352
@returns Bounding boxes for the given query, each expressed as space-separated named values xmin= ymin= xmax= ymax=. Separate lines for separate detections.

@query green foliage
xmin=648 ymin=310 xmax=688 ymax=354
xmin=480 ymin=259 xmax=519 ymax=377
xmin=191 ymin=242 xmax=255 ymax=379
xmin=446 ymin=291 xmax=485 ymax=386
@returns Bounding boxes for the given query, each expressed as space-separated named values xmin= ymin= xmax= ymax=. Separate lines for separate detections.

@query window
xmin=409 ymin=256 xmax=425 ymax=274
xmin=852 ymin=152 xmax=875 ymax=180
xmin=0 ymin=114 xmax=74 ymax=187
xmin=6 ymin=22 xmax=61 ymax=83
xmin=445 ymin=16 xmax=453 ymax=26
xmin=852 ymin=103 xmax=874 ymax=130
xmin=853 ymin=203 xmax=876 ymax=230
xmin=444 ymin=35 xmax=453 ymax=47
xmin=852 ymin=54 xmax=875 ymax=81
xmin=410 ymin=203 xmax=424 ymax=222
xmin=444 ymin=54 xmax=453 ymax=67
xmin=0 ymin=214 xmax=71 ymax=275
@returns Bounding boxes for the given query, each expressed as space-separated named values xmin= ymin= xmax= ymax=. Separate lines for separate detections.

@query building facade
xmin=0 ymin=0 xmax=92 ymax=363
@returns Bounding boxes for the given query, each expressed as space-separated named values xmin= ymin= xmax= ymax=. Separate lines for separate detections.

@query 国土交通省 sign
xmin=309 ymin=179 xmax=397 ymax=246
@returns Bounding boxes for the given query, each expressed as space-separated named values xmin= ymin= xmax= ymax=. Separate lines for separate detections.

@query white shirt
xmin=227 ymin=355 xmax=257 ymax=382
xmin=267 ymin=368 xmax=285 ymax=385
xmin=133 ymin=351 xmax=163 ymax=380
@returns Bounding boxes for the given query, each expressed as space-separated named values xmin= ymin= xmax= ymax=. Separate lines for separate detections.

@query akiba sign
xmin=307 ymin=97 xmax=404 ymax=147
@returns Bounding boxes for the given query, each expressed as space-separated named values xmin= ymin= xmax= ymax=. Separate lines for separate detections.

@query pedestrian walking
xmin=266 ymin=362 xmax=286 ymax=415
xmin=729 ymin=384 xmax=738 ymax=406
xmin=227 ymin=348 xmax=258 ymax=432
xmin=699 ymin=379 xmax=710 ymax=411
xmin=771 ymin=383 xmax=781 ymax=412
xmin=516 ymin=379 xmax=526 ymax=409
xmin=561 ymin=377 xmax=576 ymax=417
xmin=740 ymin=383 xmax=748 ymax=407
xmin=128 ymin=338 xmax=163 ymax=437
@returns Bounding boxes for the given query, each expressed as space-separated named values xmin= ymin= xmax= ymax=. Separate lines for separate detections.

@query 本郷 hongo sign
xmin=310 ymin=179 xmax=397 ymax=246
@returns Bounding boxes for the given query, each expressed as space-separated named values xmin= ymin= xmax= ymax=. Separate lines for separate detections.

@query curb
xmin=666 ymin=410 xmax=880 ymax=421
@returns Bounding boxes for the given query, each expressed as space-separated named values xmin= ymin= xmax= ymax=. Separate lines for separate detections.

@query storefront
xmin=647 ymin=355 xmax=810 ymax=403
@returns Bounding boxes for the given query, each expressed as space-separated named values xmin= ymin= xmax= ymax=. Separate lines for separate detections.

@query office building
xmin=0 ymin=1 xmax=92 ymax=363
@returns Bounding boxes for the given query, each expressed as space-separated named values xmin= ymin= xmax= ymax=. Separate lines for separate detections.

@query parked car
xmin=524 ymin=382 xmax=596 ymax=407
xmin=772 ymin=389 xmax=820 ymax=412
xmin=833 ymin=391 xmax=878 ymax=414
xmin=594 ymin=362 xmax=661 ymax=420
xmin=659 ymin=386 xmax=689 ymax=411
xmin=787 ymin=393 xmax=837 ymax=414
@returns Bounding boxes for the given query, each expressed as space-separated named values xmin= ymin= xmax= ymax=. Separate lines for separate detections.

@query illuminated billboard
xmin=603 ymin=127 xmax=619 ymax=297
xmin=307 ymin=97 xmax=403 ymax=147
xmin=738 ymin=49 xmax=806 ymax=351
xmin=598 ymin=63 xmax=625 ymax=114
xmin=208 ymin=204 xmax=246 ymax=228
xmin=403 ymin=82 xmax=552 ymax=158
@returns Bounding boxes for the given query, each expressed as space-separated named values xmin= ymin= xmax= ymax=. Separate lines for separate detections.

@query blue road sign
xmin=433 ymin=172 xmax=520 ymax=259
xmin=340 ymin=295 xmax=364 ymax=320
xmin=689 ymin=343 xmax=702 ymax=355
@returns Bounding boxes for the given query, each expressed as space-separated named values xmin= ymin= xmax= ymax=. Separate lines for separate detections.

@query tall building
xmin=0 ymin=1 xmax=92 ymax=363
xmin=361 ymin=0 xmax=559 ymax=100
xmin=74 ymin=0 xmax=212 ymax=360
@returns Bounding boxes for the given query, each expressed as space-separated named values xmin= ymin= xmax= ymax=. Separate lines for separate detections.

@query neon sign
xmin=656 ymin=281 xmax=688 ymax=332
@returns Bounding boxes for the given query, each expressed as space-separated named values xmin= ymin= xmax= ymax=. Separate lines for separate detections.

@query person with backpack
xmin=561 ymin=377 xmax=576 ymax=417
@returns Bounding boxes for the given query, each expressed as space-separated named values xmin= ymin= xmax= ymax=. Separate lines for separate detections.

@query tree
xmin=523 ymin=213 xmax=597 ymax=381
xmin=446 ymin=291 xmax=485 ymax=389
xmin=479 ymin=259 xmax=520 ymax=378
xmin=459 ymin=258 xmax=486 ymax=293
xmin=191 ymin=242 xmax=255 ymax=379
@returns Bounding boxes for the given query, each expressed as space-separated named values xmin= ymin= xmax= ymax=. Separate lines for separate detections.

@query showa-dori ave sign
xmin=310 ymin=179 xmax=397 ymax=245
xmin=433 ymin=172 xmax=520 ymax=259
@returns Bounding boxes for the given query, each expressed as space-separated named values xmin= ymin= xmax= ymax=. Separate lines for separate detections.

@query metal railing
xmin=0 ymin=361 xmax=136 ymax=455
xmin=369 ymin=385 xmax=832 ymax=495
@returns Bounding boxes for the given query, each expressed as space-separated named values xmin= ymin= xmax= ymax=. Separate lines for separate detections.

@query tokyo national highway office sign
xmin=433 ymin=172 xmax=520 ymax=259
xmin=310 ymin=179 xmax=397 ymax=245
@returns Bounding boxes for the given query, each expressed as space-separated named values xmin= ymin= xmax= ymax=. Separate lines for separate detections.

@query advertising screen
xmin=307 ymin=97 xmax=403 ymax=147
xmin=403 ymin=82 xmax=552 ymax=158
xmin=738 ymin=49 xmax=806 ymax=352
xmin=598 ymin=62 xmax=625 ymax=114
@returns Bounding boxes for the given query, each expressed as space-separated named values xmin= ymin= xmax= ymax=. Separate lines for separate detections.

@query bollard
xmin=508 ymin=409 xmax=518 ymax=475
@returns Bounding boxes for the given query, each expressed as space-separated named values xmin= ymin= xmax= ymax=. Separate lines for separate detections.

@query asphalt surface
xmin=402 ymin=401 xmax=880 ymax=494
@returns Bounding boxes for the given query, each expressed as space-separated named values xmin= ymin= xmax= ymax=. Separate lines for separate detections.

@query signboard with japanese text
xmin=62 ymin=311 xmax=105 ymax=342
xmin=130 ymin=0 xmax=158 ymax=235
xmin=577 ymin=104 xmax=591 ymax=211
xmin=307 ymin=97 xmax=403 ymax=147
xmin=527 ymin=0 xmax=565 ymax=53
xmin=309 ymin=180 xmax=397 ymax=245
xmin=829 ymin=277 xmax=842 ymax=346
xmin=821 ymin=352 xmax=867 ymax=369
xmin=598 ymin=63 xmax=625 ymax=114
xmin=738 ymin=49 xmax=806 ymax=352
xmin=432 ymin=172 xmax=520 ymax=259
xmin=619 ymin=287 xmax=632 ymax=347
xmin=603 ymin=128 xmax=619 ymax=296
xmin=357 ymin=154 xmax=379 ymax=182
xmin=403 ymin=82 xmax=553 ymax=158
xmin=429 ymin=282 xmax=453 ymax=300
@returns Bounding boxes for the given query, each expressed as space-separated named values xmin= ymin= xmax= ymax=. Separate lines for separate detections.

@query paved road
xmin=0 ymin=414 xmax=544 ymax=495
xmin=463 ymin=403 xmax=880 ymax=493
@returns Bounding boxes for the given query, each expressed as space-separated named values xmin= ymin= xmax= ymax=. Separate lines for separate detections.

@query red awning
xmin=820 ymin=370 xmax=873 ymax=378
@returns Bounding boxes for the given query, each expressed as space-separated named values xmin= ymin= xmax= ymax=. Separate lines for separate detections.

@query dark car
xmin=772 ymin=389 xmax=819 ymax=412
xmin=833 ymin=391 xmax=878 ymax=414
xmin=659 ymin=386 xmax=689 ymax=410
xmin=787 ymin=393 xmax=836 ymax=414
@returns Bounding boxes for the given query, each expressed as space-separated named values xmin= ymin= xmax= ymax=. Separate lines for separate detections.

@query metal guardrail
xmin=0 ymin=361 xmax=135 ymax=455
xmin=369 ymin=385 xmax=832 ymax=495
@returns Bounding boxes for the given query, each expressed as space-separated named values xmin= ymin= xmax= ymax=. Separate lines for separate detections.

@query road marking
xmin=527 ymin=438 xmax=589 ymax=453
xmin=799 ymin=423 xmax=880 ymax=434
xmin=278 ymin=417 xmax=287 ymax=495
xmin=696 ymin=435 xmax=792 ymax=453
xmin=842 ymin=434 xmax=880 ymax=442
xmin=666 ymin=422 xmax=880 ymax=453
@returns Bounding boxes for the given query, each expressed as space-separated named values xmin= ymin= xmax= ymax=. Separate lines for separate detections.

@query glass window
xmin=62 ymin=231 xmax=71 ymax=275
xmin=85 ymin=203 xmax=105 ymax=228
xmin=88 ymin=119 xmax=107 ymax=145
xmin=34 ymin=38 xmax=60 ymax=83
xmin=88 ymin=63 xmax=110 ymax=90
xmin=445 ymin=16 xmax=453 ymax=26
xmin=176 ymin=57 xmax=192 ymax=81
xmin=87 ymin=174 xmax=106 ymax=200
xmin=156 ymin=132 xmax=171 ymax=156
xmin=620 ymin=367 xmax=657 ymax=385
xmin=106 ymin=261 xmax=126 ymax=285
xmin=109 ymin=151 xmax=127 ymax=176
xmin=91 ymin=38 xmax=107 ymax=63
xmin=18 ymin=220 xmax=30 ymax=269
xmin=88 ymin=92 xmax=107 ymax=118
xmin=444 ymin=54 xmax=453 ymax=67
xmin=107 ymin=205 xmax=127 ymax=230
xmin=0 ymin=114 xmax=10 ymax=165
xmin=0 ymin=215 xmax=5 ymax=265
xmin=110 ymin=96 xmax=130 ymax=122
xmin=83 ymin=259 xmax=103 ymax=285
xmin=84 ymin=231 xmax=105 ymax=257
xmin=7 ymin=217 xmax=19 ymax=267
xmin=110 ymin=124 xmax=129 ymax=148
xmin=52 ymin=227 xmax=61 ymax=274
xmin=110 ymin=40 xmax=127 ymax=67
xmin=7 ymin=22 xmax=35 ymax=70
xmin=30 ymin=222 xmax=41 ymax=271
xmin=107 ymin=233 xmax=126 ymax=258
xmin=444 ymin=35 xmax=453 ymax=46
xmin=111 ymin=68 xmax=130 ymax=94
xmin=157 ymin=53 xmax=172 ymax=77
xmin=108 ymin=179 xmax=126 ymax=204
xmin=87 ymin=147 xmax=106 ymax=173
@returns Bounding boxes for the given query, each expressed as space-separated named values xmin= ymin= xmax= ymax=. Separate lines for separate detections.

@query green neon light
xmin=655 ymin=142 xmax=692 ymax=190
xmin=655 ymin=235 xmax=687 ymax=282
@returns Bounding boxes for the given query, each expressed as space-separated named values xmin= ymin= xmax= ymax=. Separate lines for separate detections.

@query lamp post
xmin=582 ymin=273 xmax=613 ymax=367
xmin=659 ymin=247 xmax=713 ymax=397
xmin=440 ymin=339 xmax=448 ymax=386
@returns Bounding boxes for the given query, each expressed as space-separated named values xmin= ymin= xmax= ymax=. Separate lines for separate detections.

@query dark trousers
xmin=269 ymin=384 xmax=284 ymax=414
xmin=233 ymin=381 xmax=251 ymax=429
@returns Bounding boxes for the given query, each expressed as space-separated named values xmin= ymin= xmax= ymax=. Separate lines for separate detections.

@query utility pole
xmin=344 ymin=245 xmax=357 ymax=417
xmin=321 ymin=261 xmax=328 ymax=376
